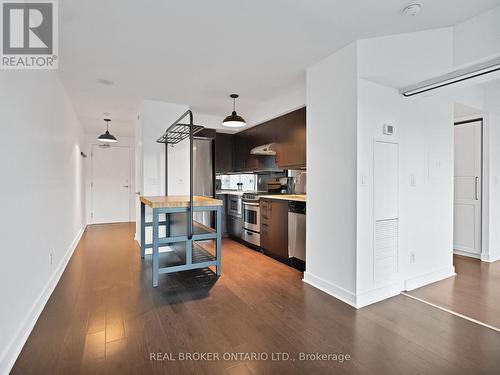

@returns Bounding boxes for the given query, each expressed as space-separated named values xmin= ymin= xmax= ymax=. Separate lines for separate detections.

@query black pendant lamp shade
xmin=222 ymin=94 xmax=246 ymax=128
xmin=97 ymin=118 xmax=117 ymax=143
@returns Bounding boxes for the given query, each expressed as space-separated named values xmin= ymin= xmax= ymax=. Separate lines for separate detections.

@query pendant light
xmin=222 ymin=94 xmax=246 ymax=128
xmin=97 ymin=118 xmax=117 ymax=143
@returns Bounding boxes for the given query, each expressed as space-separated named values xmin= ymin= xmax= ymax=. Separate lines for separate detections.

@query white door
xmin=454 ymin=120 xmax=482 ymax=255
xmin=92 ymin=145 xmax=130 ymax=223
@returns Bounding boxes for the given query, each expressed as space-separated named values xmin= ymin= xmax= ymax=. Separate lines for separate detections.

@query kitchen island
xmin=140 ymin=195 xmax=223 ymax=287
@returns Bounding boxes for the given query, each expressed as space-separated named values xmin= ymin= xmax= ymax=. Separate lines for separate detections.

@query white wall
xmin=356 ymin=79 xmax=455 ymax=302
xmin=0 ymin=71 xmax=86 ymax=374
xmin=306 ymin=28 xmax=458 ymax=308
xmin=358 ymin=27 xmax=453 ymax=88
xmin=135 ymin=100 xmax=190 ymax=243
xmin=484 ymin=111 xmax=500 ymax=262
xmin=304 ymin=42 xmax=358 ymax=304
xmin=453 ymin=6 xmax=500 ymax=66
xmin=356 ymin=30 xmax=456 ymax=304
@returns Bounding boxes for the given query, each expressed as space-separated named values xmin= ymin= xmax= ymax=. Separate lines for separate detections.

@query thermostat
xmin=383 ymin=124 xmax=394 ymax=135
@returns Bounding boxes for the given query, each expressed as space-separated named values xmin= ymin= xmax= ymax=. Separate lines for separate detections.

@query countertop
xmin=259 ymin=194 xmax=306 ymax=202
xmin=140 ymin=195 xmax=223 ymax=208
xmin=216 ymin=190 xmax=261 ymax=196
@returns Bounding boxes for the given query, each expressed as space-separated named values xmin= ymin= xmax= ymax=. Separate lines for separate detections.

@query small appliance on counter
xmin=267 ymin=178 xmax=288 ymax=194
xmin=287 ymin=170 xmax=306 ymax=194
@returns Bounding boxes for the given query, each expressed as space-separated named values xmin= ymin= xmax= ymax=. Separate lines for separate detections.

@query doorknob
xmin=123 ymin=185 xmax=129 ymax=188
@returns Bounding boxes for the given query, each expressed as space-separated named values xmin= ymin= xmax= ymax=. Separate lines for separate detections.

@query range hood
xmin=250 ymin=143 xmax=277 ymax=156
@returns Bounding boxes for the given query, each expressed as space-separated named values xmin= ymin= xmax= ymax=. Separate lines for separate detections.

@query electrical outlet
xmin=410 ymin=251 xmax=416 ymax=264
xmin=49 ymin=252 xmax=53 ymax=267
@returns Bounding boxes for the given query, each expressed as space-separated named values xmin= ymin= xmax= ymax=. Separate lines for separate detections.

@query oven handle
xmin=243 ymin=202 xmax=260 ymax=207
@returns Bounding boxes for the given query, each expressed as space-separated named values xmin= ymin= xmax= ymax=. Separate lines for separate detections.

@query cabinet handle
xmin=475 ymin=176 xmax=479 ymax=200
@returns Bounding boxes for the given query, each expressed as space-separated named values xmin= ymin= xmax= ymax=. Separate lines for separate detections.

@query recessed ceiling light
xmin=97 ymin=78 xmax=114 ymax=85
xmin=402 ymin=3 xmax=422 ymax=17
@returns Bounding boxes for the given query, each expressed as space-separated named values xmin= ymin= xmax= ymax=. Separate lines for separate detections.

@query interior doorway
xmin=453 ymin=119 xmax=483 ymax=258
xmin=91 ymin=144 xmax=131 ymax=224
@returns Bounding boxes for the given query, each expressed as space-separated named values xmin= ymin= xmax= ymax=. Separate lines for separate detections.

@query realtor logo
xmin=1 ymin=0 xmax=58 ymax=69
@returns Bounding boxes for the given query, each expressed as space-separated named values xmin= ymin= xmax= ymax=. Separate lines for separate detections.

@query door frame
xmin=453 ymin=116 xmax=485 ymax=260
xmin=90 ymin=143 xmax=132 ymax=224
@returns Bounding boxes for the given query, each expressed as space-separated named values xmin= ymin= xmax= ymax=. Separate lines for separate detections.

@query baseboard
xmin=355 ymin=281 xmax=404 ymax=308
xmin=481 ymin=253 xmax=500 ymax=263
xmin=453 ymin=249 xmax=481 ymax=259
xmin=404 ymin=265 xmax=456 ymax=291
xmin=303 ymin=272 xmax=357 ymax=308
xmin=0 ymin=224 xmax=86 ymax=375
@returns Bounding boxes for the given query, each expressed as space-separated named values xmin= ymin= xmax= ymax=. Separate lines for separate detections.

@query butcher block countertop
xmin=259 ymin=194 xmax=306 ymax=202
xmin=140 ymin=195 xmax=224 ymax=208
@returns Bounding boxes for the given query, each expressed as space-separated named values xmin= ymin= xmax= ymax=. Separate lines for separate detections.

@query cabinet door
xmin=276 ymin=124 xmax=306 ymax=169
xmin=215 ymin=133 xmax=233 ymax=173
xmin=261 ymin=199 xmax=288 ymax=259
xmin=232 ymin=135 xmax=248 ymax=171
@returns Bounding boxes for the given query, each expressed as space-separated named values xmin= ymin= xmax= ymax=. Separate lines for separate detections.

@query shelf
xmin=158 ymin=242 xmax=217 ymax=274
xmin=156 ymin=123 xmax=204 ymax=145
xmin=168 ymin=214 xmax=216 ymax=240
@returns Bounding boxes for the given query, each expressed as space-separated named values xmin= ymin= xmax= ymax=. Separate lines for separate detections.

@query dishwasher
xmin=288 ymin=201 xmax=306 ymax=270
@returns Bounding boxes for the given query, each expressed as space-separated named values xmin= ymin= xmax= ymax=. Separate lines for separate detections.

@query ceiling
xmin=58 ymin=0 xmax=500 ymax=137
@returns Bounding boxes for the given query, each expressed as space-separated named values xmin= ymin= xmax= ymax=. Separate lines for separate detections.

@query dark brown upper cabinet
xmin=215 ymin=133 xmax=234 ymax=173
xmin=216 ymin=107 xmax=306 ymax=173
xmin=274 ymin=108 xmax=306 ymax=169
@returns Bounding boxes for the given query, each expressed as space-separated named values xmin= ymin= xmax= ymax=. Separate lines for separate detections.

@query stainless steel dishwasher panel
xmin=288 ymin=208 xmax=306 ymax=261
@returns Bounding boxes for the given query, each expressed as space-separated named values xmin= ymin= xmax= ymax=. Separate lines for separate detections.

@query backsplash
xmin=219 ymin=174 xmax=257 ymax=190
xmin=218 ymin=172 xmax=288 ymax=191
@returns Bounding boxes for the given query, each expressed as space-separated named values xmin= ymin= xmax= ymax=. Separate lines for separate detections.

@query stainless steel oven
xmin=227 ymin=195 xmax=243 ymax=239
xmin=243 ymin=201 xmax=260 ymax=232
xmin=227 ymin=195 xmax=242 ymax=217
xmin=242 ymin=193 xmax=261 ymax=246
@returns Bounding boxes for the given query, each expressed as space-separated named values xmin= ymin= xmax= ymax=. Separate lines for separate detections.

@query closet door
xmin=374 ymin=141 xmax=399 ymax=281
xmin=454 ymin=120 xmax=482 ymax=256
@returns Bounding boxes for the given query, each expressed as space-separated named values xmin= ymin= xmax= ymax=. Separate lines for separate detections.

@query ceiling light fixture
xmin=222 ymin=94 xmax=246 ymax=128
xmin=97 ymin=78 xmax=114 ymax=85
xmin=97 ymin=118 xmax=118 ymax=143
xmin=400 ymin=57 xmax=500 ymax=97
xmin=402 ymin=3 xmax=422 ymax=17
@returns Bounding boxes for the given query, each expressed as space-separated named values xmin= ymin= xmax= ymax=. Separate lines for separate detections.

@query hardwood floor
xmin=407 ymin=254 xmax=500 ymax=329
xmin=11 ymin=223 xmax=500 ymax=374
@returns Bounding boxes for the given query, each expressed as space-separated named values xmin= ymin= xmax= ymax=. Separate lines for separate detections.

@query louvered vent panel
xmin=374 ymin=219 xmax=398 ymax=281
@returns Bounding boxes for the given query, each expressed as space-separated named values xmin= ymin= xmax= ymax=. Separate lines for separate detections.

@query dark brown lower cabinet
xmin=260 ymin=198 xmax=288 ymax=260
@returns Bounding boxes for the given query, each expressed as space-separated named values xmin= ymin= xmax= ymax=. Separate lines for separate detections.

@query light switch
xmin=360 ymin=174 xmax=367 ymax=186
xmin=410 ymin=174 xmax=416 ymax=187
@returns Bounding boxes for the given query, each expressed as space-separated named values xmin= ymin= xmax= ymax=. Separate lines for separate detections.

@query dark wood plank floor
xmin=407 ymin=254 xmax=500 ymax=328
xmin=12 ymin=223 xmax=500 ymax=374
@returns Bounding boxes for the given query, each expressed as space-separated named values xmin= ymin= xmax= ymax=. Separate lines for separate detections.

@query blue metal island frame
xmin=140 ymin=195 xmax=223 ymax=287
xmin=139 ymin=109 xmax=222 ymax=288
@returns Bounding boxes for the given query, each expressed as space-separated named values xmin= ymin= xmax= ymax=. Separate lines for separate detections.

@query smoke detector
xmin=402 ymin=3 xmax=422 ymax=16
